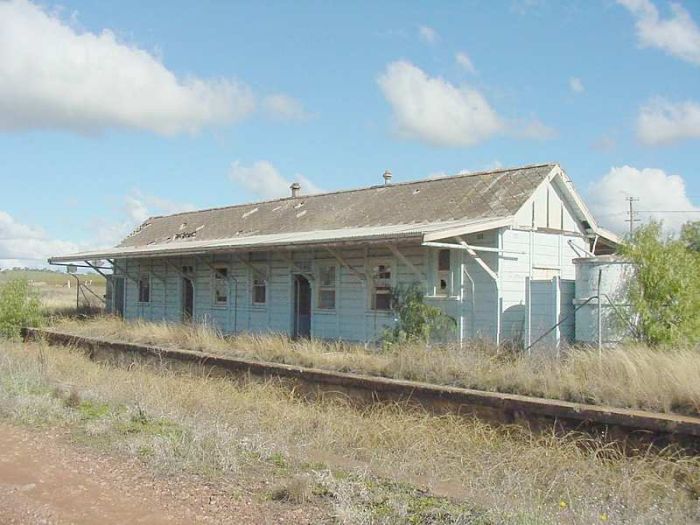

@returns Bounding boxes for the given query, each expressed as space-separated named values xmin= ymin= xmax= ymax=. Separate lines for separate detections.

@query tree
xmin=619 ymin=222 xmax=700 ymax=346
xmin=382 ymin=284 xmax=456 ymax=346
xmin=0 ymin=279 xmax=43 ymax=339
xmin=680 ymin=221 xmax=700 ymax=252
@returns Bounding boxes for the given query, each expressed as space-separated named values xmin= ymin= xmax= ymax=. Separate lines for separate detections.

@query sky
xmin=1 ymin=0 xmax=699 ymax=268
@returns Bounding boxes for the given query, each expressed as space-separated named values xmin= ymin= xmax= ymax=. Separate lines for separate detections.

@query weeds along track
xmin=24 ymin=327 xmax=700 ymax=447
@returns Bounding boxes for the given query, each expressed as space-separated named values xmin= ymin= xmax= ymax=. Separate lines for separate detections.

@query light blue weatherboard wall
xmin=114 ymin=173 xmax=592 ymax=346
xmin=115 ymin=231 xmax=503 ymax=343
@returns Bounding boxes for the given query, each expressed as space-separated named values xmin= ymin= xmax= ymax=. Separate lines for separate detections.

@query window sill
xmin=424 ymin=295 xmax=460 ymax=301
xmin=314 ymin=309 xmax=336 ymax=314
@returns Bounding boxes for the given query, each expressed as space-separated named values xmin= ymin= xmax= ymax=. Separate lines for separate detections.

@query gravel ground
xmin=0 ymin=423 xmax=327 ymax=524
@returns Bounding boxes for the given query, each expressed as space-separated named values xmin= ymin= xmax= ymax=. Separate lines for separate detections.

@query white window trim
xmin=433 ymin=249 xmax=454 ymax=298
xmin=211 ymin=264 xmax=229 ymax=308
xmin=368 ymin=259 xmax=394 ymax=311
xmin=251 ymin=265 xmax=268 ymax=306
xmin=316 ymin=261 xmax=337 ymax=311
xmin=137 ymin=273 xmax=151 ymax=304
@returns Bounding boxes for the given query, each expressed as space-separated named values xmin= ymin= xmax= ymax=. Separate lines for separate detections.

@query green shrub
xmin=383 ymin=285 xmax=456 ymax=346
xmin=0 ymin=278 xmax=43 ymax=339
xmin=619 ymin=222 xmax=700 ymax=346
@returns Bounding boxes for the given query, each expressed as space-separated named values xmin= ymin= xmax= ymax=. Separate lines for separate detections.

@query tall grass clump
xmin=0 ymin=279 xmax=43 ymax=338
xmin=1 ymin=340 xmax=699 ymax=523
xmin=54 ymin=316 xmax=700 ymax=416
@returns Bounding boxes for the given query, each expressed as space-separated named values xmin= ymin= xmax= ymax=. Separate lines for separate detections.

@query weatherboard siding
xmin=116 ymin=244 xmax=439 ymax=342
xmin=114 ymin=227 xmax=585 ymax=346
xmin=499 ymin=229 xmax=588 ymax=345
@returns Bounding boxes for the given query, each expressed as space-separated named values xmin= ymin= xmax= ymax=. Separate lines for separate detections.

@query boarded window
xmin=436 ymin=249 xmax=451 ymax=296
xmin=318 ymin=264 xmax=336 ymax=309
xmin=213 ymin=267 xmax=228 ymax=306
xmin=138 ymin=275 xmax=150 ymax=303
xmin=252 ymin=269 xmax=266 ymax=305
xmin=371 ymin=263 xmax=392 ymax=311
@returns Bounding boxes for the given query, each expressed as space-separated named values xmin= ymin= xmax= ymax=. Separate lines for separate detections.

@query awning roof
xmin=49 ymin=216 xmax=513 ymax=263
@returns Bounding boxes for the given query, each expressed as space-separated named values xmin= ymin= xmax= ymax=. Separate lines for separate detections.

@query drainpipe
xmin=462 ymin=265 xmax=475 ymax=344
xmin=597 ymin=269 xmax=603 ymax=355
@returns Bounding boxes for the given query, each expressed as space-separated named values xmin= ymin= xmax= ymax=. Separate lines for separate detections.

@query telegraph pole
xmin=625 ymin=197 xmax=640 ymax=235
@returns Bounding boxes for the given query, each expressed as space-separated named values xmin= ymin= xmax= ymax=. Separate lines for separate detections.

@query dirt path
xmin=0 ymin=423 xmax=324 ymax=524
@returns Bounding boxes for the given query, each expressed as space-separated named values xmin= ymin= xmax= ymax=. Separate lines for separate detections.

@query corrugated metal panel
xmin=50 ymin=217 xmax=512 ymax=262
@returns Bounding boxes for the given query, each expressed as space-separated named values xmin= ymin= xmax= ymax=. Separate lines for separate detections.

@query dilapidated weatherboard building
xmin=50 ymin=164 xmax=618 ymax=346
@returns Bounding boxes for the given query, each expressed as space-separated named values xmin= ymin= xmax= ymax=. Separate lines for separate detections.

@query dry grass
xmin=1 ymin=340 xmax=699 ymax=523
xmin=54 ymin=316 xmax=700 ymax=416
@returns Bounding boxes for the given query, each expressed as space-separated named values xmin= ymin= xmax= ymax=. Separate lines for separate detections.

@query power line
xmin=636 ymin=210 xmax=700 ymax=213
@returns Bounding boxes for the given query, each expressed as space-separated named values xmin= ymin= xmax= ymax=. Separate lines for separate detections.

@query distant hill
xmin=0 ymin=269 xmax=106 ymax=286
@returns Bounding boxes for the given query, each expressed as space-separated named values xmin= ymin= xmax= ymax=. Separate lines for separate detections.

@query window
xmin=318 ymin=264 xmax=336 ymax=309
xmin=436 ymin=249 xmax=451 ymax=296
xmin=137 ymin=275 xmax=150 ymax=303
xmin=370 ymin=263 xmax=392 ymax=310
xmin=212 ymin=266 xmax=228 ymax=306
xmin=252 ymin=268 xmax=267 ymax=305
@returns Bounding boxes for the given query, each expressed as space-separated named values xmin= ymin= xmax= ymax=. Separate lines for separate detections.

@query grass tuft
xmin=0 ymin=340 xmax=698 ymax=522
xmin=54 ymin=316 xmax=700 ymax=416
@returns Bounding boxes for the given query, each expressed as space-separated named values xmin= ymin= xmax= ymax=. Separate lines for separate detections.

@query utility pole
xmin=625 ymin=197 xmax=640 ymax=235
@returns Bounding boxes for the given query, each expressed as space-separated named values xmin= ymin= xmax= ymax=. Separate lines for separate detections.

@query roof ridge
xmin=144 ymin=162 xmax=557 ymax=223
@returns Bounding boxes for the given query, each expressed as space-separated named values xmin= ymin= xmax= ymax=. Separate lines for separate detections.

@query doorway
xmin=112 ymin=277 xmax=125 ymax=317
xmin=182 ymin=277 xmax=194 ymax=322
xmin=293 ymin=275 xmax=311 ymax=338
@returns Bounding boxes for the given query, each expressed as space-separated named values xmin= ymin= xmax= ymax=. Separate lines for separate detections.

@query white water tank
xmin=574 ymin=256 xmax=635 ymax=345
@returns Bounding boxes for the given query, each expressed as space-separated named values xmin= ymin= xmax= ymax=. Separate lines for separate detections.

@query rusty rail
xmin=22 ymin=327 xmax=700 ymax=440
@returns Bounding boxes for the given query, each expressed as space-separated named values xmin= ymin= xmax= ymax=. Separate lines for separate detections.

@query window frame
xmin=316 ymin=262 xmax=337 ymax=311
xmin=369 ymin=260 xmax=393 ymax=311
xmin=251 ymin=265 xmax=267 ymax=306
xmin=137 ymin=274 xmax=151 ymax=304
xmin=211 ymin=265 xmax=229 ymax=307
xmin=435 ymin=249 xmax=453 ymax=297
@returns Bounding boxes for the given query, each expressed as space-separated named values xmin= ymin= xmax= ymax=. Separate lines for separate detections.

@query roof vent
xmin=290 ymin=182 xmax=301 ymax=198
xmin=383 ymin=170 xmax=392 ymax=185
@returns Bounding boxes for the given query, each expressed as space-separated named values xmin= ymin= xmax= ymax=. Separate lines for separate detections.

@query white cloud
xmin=511 ymin=0 xmax=545 ymax=15
xmin=0 ymin=210 xmax=79 ymax=266
xmin=569 ymin=77 xmax=585 ymax=93
xmin=229 ymin=160 xmax=323 ymax=200
xmin=263 ymin=94 xmax=311 ymax=121
xmin=377 ymin=61 xmax=504 ymax=147
xmin=592 ymin=134 xmax=617 ymax=151
xmin=512 ymin=118 xmax=557 ymax=140
xmin=73 ymin=190 xmax=195 ymax=251
xmin=617 ymin=0 xmax=700 ymax=66
xmin=418 ymin=25 xmax=439 ymax=44
xmin=91 ymin=190 xmax=196 ymax=248
xmin=455 ymin=52 xmax=477 ymax=74
xmin=0 ymin=0 xmax=255 ymax=135
xmin=1 ymin=191 xmax=196 ymax=267
xmin=637 ymin=97 xmax=700 ymax=144
xmin=588 ymin=165 xmax=700 ymax=233
xmin=377 ymin=61 xmax=553 ymax=147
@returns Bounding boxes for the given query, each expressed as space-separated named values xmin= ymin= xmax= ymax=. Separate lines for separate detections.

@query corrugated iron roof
xmin=49 ymin=217 xmax=514 ymax=262
xmin=120 ymin=163 xmax=555 ymax=249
